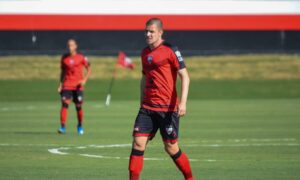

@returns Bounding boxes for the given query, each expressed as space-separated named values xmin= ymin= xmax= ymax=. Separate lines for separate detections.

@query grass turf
xmin=0 ymin=80 xmax=300 ymax=179
xmin=1 ymin=54 xmax=300 ymax=80
xmin=1 ymin=79 xmax=300 ymax=102
xmin=1 ymin=54 xmax=300 ymax=179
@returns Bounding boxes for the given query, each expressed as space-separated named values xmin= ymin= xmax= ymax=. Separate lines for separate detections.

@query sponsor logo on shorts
xmin=166 ymin=125 xmax=173 ymax=135
xmin=77 ymin=96 xmax=82 ymax=102
xmin=134 ymin=127 xmax=139 ymax=132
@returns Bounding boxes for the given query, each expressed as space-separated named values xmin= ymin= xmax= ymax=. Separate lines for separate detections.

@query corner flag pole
xmin=105 ymin=64 xmax=117 ymax=106
xmin=105 ymin=51 xmax=133 ymax=106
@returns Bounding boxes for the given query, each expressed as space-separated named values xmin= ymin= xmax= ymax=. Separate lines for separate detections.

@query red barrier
xmin=1 ymin=14 xmax=300 ymax=30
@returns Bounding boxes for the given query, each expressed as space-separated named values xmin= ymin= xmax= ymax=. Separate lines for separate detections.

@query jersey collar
xmin=149 ymin=40 xmax=164 ymax=51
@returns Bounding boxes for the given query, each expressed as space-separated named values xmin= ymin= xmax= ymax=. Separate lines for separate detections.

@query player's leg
xmin=73 ymin=90 xmax=84 ymax=135
xmin=58 ymin=90 xmax=72 ymax=134
xmin=129 ymin=136 xmax=148 ymax=180
xmin=160 ymin=112 xmax=194 ymax=180
xmin=164 ymin=142 xmax=193 ymax=180
xmin=129 ymin=108 xmax=157 ymax=180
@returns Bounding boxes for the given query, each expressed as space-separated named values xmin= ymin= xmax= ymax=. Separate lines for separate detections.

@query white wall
xmin=0 ymin=0 xmax=300 ymax=15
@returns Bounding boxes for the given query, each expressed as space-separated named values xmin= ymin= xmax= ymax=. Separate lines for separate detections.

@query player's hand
xmin=57 ymin=84 xmax=62 ymax=93
xmin=79 ymin=80 xmax=86 ymax=86
xmin=177 ymin=102 xmax=187 ymax=117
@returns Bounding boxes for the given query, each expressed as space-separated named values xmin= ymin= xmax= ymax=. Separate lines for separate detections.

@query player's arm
xmin=169 ymin=45 xmax=189 ymax=117
xmin=80 ymin=64 xmax=91 ymax=86
xmin=140 ymin=74 xmax=146 ymax=104
xmin=178 ymin=68 xmax=190 ymax=117
xmin=58 ymin=60 xmax=65 ymax=93
xmin=79 ymin=57 xmax=91 ymax=86
xmin=58 ymin=70 xmax=65 ymax=93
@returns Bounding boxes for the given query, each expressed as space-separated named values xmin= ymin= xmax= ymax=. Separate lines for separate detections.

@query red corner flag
xmin=117 ymin=51 xmax=134 ymax=70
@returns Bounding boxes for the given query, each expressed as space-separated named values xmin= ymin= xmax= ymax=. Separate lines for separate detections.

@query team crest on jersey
xmin=166 ymin=125 xmax=173 ymax=135
xmin=175 ymin=50 xmax=184 ymax=62
xmin=69 ymin=59 xmax=75 ymax=65
xmin=147 ymin=56 xmax=153 ymax=64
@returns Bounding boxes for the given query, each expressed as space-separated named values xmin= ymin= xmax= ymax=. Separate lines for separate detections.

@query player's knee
xmin=75 ymin=103 xmax=82 ymax=111
xmin=133 ymin=139 xmax=147 ymax=151
xmin=133 ymin=142 xmax=146 ymax=151
xmin=62 ymin=101 xmax=70 ymax=108
xmin=164 ymin=142 xmax=179 ymax=155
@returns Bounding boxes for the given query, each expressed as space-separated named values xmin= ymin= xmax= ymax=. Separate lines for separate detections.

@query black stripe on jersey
xmin=163 ymin=42 xmax=186 ymax=69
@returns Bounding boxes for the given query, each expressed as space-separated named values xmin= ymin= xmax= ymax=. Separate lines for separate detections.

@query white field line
xmin=2 ymin=143 xmax=298 ymax=148
xmin=0 ymin=138 xmax=297 ymax=148
xmin=0 ymin=143 xmax=60 ymax=146
xmin=79 ymin=154 xmax=202 ymax=161
xmin=45 ymin=140 xmax=299 ymax=161
xmin=48 ymin=147 xmax=69 ymax=155
xmin=199 ymin=138 xmax=296 ymax=143
xmin=1 ymin=140 xmax=298 ymax=161
xmin=47 ymin=144 xmax=132 ymax=156
xmin=80 ymin=154 xmax=121 ymax=159
xmin=88 ymin=144 xmax=131 ymax=148
xmin=47 ymin=143 xmax=300 ymax=157
xmin=0 ymin=104 xmax=104 ymax=112
xmin=0 ymin=105 xmax=51 ymax=112
xmin=0 ymin=138 xmax=298 ymax=148
xmin=185 ymin=143 xmax=300 ymax=147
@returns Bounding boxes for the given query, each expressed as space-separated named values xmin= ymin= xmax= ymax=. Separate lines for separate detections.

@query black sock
xmin=171 ymin=149 xmax=182 ymax=161
xmin=131 ymin=148 xmax=144 ymax=156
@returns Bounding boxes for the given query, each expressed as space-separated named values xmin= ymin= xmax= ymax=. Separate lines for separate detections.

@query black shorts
xmin=60 ymin=89 xmax=84 ymax=104
xmin=133 ymin=108 xmax=179 ymax=143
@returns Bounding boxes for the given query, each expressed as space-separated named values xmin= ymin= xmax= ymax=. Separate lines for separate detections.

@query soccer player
xmin=129 ymin=18 xmax=193 ymax=180
xmin=57 ymin=39 xmax=91 ymax=135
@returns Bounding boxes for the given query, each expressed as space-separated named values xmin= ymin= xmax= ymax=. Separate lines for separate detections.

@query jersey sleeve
xmin=170 ymin=46 xmax=186 ymax=70
xmin=82 ymin=56 xmax=90 ymax=67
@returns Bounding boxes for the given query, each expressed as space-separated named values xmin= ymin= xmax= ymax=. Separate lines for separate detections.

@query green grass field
xmin=0 ymin=55 xmax=300 ymax=179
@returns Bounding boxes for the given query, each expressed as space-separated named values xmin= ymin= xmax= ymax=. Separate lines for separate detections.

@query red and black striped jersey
xmin=141 ymin=41 xmax=186 ymax=112
xmin=61 ymin=52 xmax=89 ymax=90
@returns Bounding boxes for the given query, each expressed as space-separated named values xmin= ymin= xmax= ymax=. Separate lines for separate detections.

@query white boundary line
xmin=1 ymin=138 xmax=298 ymax=162
xmin=185 ymin=143 xmax=300 ymax=147
xmin=0 ymin=104 xmax=105 ymax=112
xmin=0 ymin=138 xmax=296 ymax=147
xmin=45 ymin=140 xmax=299 ymax=161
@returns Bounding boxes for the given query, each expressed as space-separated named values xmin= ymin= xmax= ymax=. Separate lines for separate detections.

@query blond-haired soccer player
xmin=129 ymin=18 xmax=193 ymax=180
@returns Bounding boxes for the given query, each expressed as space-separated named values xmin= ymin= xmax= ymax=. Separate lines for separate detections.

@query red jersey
xmin=61 ymin=53 xmax=89 ymax=90
xmin=141 ymin=42 xmax=186 ymax=112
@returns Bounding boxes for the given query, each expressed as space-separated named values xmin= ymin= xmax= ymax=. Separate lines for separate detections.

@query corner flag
xmin=105 ymin=51 xmax=135 ymax=106
xmin=117 ymin=51 xmax=135 ymax=70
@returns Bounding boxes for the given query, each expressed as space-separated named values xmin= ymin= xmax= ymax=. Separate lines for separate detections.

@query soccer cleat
xmin=58 ymin=127 xmax=66 ymax=134
xmin=77 ymin=126 xmax=84 ymax=135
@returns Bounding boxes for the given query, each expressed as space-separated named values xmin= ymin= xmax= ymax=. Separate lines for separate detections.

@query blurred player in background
xmin=129 ymin=18 xmax=193 ymax=180
xmin=57 ymin=39 xmax=91 ymax=135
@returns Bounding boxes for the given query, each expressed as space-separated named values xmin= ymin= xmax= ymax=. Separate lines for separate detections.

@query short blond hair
xmin=146 ymin=18 xmax=163 ymax=30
